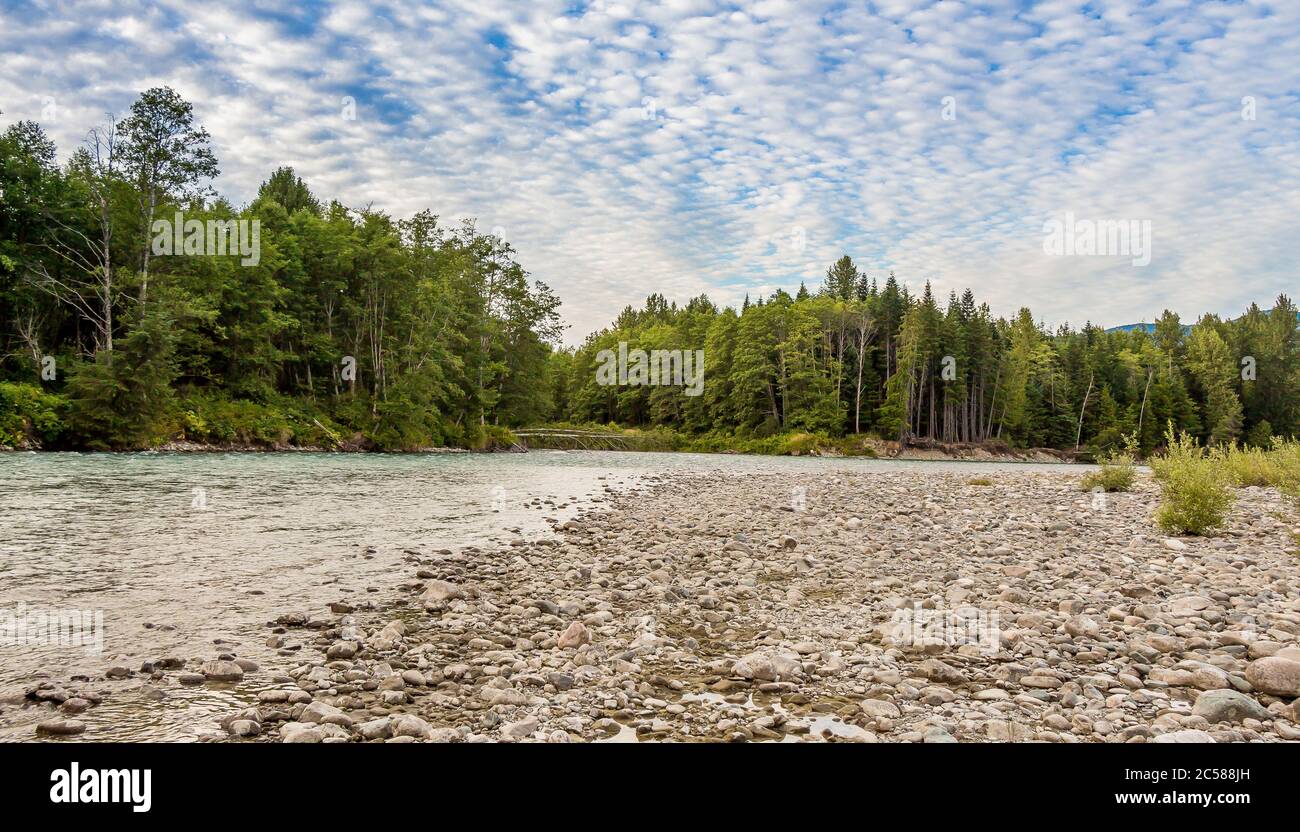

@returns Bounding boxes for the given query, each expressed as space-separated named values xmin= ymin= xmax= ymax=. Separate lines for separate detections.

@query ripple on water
xmin=2 ymin=680 xmax=296 ymax=743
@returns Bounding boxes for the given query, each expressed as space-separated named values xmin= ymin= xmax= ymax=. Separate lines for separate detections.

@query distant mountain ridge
xmin=1105 ymin=310 xmax=1299 ymax=335
xmin=1105 ymin=322 xmax=1173 ymax=334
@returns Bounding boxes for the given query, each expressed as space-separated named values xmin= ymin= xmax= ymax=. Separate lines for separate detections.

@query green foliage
xmin=475 ymin=425 xmax=520 ymax=451
xmin=1080 ymin=465 xmax=1137 ymax=493
xmin=64 ymin=311 xmax=179 ymax=450
xmin=257 ymin=166 xmax=321 ymax=215
xmin=1272 ymin=440 xmax=1300 ymax=509
xmin=1150 ymin=427 xmax=1235 ymax=535
xmin=1081 ymin=434 xmax=1139 ymax=492
xmin=1222 ymin=443 xmax=1280 ymax=488
xmin=552 ymin=269 xmax=1296 ymax=457
xmin=1244 ymin=419 xmax=1274 ymax=449
xmin=518 ymin=423 xmax=882 ymax=457
xmin=0 ymin=382 xmax=67 ymax=447
xmin=1223 ymin=438 xmax=1298 ymax=510
xmin=684 ymin=429 xmax=870 ymax=456
xmin=1185 ymin=321 xmax=1243 ymax=445
xmin=118 ymin=86 xmax=220 ymax=205
xmin=776 ymin=432 xmax=826 ymax=455
xmin=0 ymin=89 xmax=562 ymax=452
xmin=180 ymin=393 xmax=305 ymax=447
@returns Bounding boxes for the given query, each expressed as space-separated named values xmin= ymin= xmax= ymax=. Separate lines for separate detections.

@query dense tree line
xmin=3 ymin=88 xmax=1295 ymax=454
xmin=1 ymin=89 xmax=561 ymax=449
xmin=553 ymin=255 xmax=1299 ymax=454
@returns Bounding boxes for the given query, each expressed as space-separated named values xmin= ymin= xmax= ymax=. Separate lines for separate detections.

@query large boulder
xmin=370 ymin=620 xmax=408 ymax=650
xmin=300 ymin=700 xmax=351 ymax=727
xmin=731 ymin=650 xmax=802 ymax=682
xmin=917 ymin=658 xmax=967 ymax=685
xmin=1191 ymin=690 xmax=1270 ymax=724
xmin=420 ymin=580 xmax=466 ymax=606
xmin=390 ymin=714 xmax=434 ymax=739
xmin=280 ymin=722 xmax=323 ymax=743
xmin=1152 ymin=730 xmax=1216 ymax=743
xmin=199 ymin=660 xmax=244 ymax=682
xmin=1245 ymin=657 xmax=1300 ymax=697
xmin=36 ymin=719 xmax=86 ymax=736
xmin=500 ymin=716 xmax=539 ymax=739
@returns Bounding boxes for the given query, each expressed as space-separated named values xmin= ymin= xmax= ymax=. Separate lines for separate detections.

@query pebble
xmin=36 ymin=719 xmax=86 ymax=736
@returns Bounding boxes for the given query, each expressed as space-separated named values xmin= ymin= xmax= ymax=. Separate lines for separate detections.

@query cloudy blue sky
xmin=2 ymin=0 xmax=1297 ymax=342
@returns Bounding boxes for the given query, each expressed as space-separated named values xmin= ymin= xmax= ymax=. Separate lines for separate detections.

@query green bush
xmin=0 ymin=382 xmax=67 ymax=447
xmin=1217 ymin=440 xmax=1300 ymax=515
xmin=1150 ymin=427 xmax=1235 ymax=535
xmin=777 ymin=432 xmax=827 ymax=455
xmin=1221 ymin=443 xmax=1280 ymax=488
xmin=181 ymin=395 xmax=289 ymax=446
xmin=521 ymin=424 xmax=860 ymax=456
xmin=178 ymin=392 xmax=350 ymax=448
xmin=368 ymin=397 xmax=443 ymax=451
xmin=684 ymin=429 xmax=876 ymax=457
xmin=474 ymin=424 xmax=520 ymax=450
xmin=1081 ymin=437 xmax=1139 ymax=492
xmin=1269 ymin=439 xmax=1300 ymax=509
xmin=1081 ymin=466 xmax=1137 ymax=492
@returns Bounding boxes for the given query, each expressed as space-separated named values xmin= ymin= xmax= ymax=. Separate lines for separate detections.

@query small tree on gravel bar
xmin=1081 ymin=433 xmax=1139 ymax=493
xmin=1150 ymin=425 xmax=1235 ymax=535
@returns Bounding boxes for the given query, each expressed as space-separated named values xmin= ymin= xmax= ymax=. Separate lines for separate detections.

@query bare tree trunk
xmin=30 ymin=120 xmax=118 ymax=356
xmin=1075 ymin=372 xmax=1094 ymax=449
xmin=15 ymin=311 xmax=43 ymax=371
xmin=1136 ymin=369 xmax=1154 ymax=440
xmin=139 ymin=187 xmax=156 ymax=314
xmin=854 ymin=335 xmax=865 ymax=434
xmin=984 ymin=364 xmax=1002 ymax=439
xmin=852 ymin=316 xmax=875 ymax=434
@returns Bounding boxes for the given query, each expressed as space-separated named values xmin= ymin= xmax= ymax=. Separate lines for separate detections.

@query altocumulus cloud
xmin=2 ymin=0 xmax=1298 ymax=341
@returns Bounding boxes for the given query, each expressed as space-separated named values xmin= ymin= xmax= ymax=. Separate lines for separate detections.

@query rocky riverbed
xmin=19 ymin=468 xmax=1300 ymax=742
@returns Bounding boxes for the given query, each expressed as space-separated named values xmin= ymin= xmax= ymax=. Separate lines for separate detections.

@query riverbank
xmin=0 ymin=382 xmax=525 ymax=453
xmin=0 ymin=437 xmax=522 ymax=454
xmin=2 ymin=383 xmax=1077 ymax=461
xmin=514 ymin=424 xmax=1080 ymax=463
xmin=0 ymin=441 xmax=1073 ymax=464
xmin=15 ymin=463 xmax=1299 ymax=742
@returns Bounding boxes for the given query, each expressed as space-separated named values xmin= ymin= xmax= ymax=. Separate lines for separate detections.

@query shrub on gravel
xmin=1151 ymin=428 xmax=1234 ymax=536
